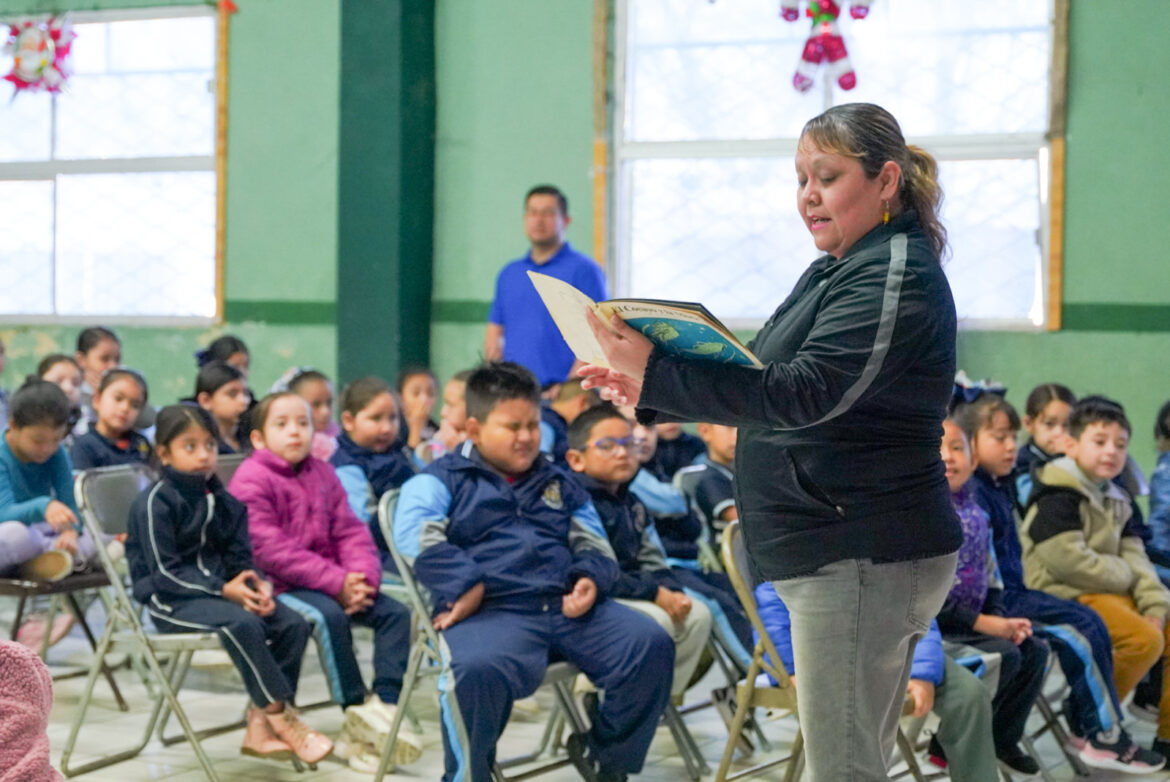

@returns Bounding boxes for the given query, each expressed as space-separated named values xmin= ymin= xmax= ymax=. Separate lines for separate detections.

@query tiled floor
xmin=19 ymin=599 xmax=1170 ymax=780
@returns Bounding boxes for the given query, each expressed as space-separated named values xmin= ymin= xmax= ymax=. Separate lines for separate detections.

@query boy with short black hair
xmin=1023 ymin=395 xmax=1170 ymax=758
xmin=565 ymin=403 xmax=713 ymax=700
xmin=0 ymin=380 xmax=97 ymax=580
xmin=675 ymin=423 xmax=739 ymax=547
xmin=395 ymin=362 xmax=673 ymax=782
xmin=540 ymin=377 xmax=600 ymax=467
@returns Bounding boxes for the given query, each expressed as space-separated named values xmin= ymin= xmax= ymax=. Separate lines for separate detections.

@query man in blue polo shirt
xmin=484 ymin=185 xmax=608 ymax=388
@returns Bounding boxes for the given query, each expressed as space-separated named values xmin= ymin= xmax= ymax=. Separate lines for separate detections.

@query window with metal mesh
xmin=616 ymin=0 xmax=1051 ymax=328
xmin=0 ymin=10 xmax=216 ymax=321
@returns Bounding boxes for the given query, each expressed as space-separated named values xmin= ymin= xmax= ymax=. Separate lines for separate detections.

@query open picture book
xmin=527 ymin=271 xmax=763 ymax=370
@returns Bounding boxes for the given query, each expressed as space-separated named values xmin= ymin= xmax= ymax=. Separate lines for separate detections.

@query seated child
xmin=194 ymin=361 xmax=250 ymax=454
xmin=229 ymin=393 xmax=421 ymax=770
xmin=0 ymin=381 xmax=99 ymax=581
xmin=1014 ymin=383 xmax=1076 ymax=508
xmin=434 ymin=369 xmax=472 ymax=456
xmin=754 ymin=581 xmax=998 ymax=782
xmin=330 ymin=377 xmax=415 ymax=570
xmin=195 ymin=334 xmax=251 ymax=378
xmin=1150 ymin=399 xmax=1170 ymax=567
xmin=394 ymin=362 xmax=673 ymax=782
xmin=936 ymin=417 xmax=1050 ymax=777
xmin=70 ymin=369 xmax=151 ymax=470
xmin=955 ymin=394 xmax=1162 ymax=772
xmin=397 ymin=367 xmax=438 ymax=451
xmin=1022 ymin=396 xmax=1170 ymax=759
xmin=675 ymin=423 xmax=739 ymax=547
xmin=565 ymin=404 xmax=713 ymax=699
xmin=273 ymin=367 xmax=339 ymax=461
xmin=647 ymin=422 xmax=705 ymax=480
xmin=74 ymin=327 xmax=122 ymax=429
xmin=125 ymin=405 xmax=330 ymax=765
xmin=37 ymin=355 xmax=84 ymax=442
xmin=540 ymin=377 xmax=599 ymax=467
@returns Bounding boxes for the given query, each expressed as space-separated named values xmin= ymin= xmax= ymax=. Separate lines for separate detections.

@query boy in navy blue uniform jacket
xmin=394 ymin=362 xmax=672 ymax=782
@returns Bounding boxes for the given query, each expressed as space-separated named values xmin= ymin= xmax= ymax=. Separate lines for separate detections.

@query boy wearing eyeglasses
xmin=566 ymin=403 xmax=713 ymax=701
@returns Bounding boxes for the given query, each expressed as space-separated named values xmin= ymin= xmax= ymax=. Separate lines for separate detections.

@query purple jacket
xmin=229 ymin=449 xmax=381 ymax=597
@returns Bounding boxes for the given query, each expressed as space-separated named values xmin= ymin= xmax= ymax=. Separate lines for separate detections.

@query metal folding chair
xmin=60 ymin=465 xmax=307 ymax=779
xmin=373 ymin=489 xmax=605 ymax=782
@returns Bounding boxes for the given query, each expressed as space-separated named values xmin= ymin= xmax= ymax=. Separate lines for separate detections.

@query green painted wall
xmin=428 ymin=0 xmax=596 ymax=383
xmin=0 ymin=0 xmax=340 ymax=399
xmin=958 ymin=0 xmax=1170 ymax=474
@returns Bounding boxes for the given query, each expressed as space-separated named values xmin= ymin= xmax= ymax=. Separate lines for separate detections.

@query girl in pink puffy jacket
xmin=229 ymin=392 xmax=421 ymax=771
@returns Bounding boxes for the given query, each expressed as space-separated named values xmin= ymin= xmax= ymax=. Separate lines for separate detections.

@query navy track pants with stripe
xmin=279 ymin=589 xmax=411 ymax=708
xmin=150 ymin=596 xmax=311 ymax=707
xmin=438 ymin=598 xmax=673 ymax=782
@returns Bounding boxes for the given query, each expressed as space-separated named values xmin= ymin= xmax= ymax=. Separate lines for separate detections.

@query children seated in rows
xmin=754 ymin=579 xmax=998 ymax=782
xmin=676 ymin=423 xmax=738 ymax=547
xmin=330 ymin=377 xmax=415 ymax=571
xmin=936 ymin=416 xmax=1050 ymax=777
xmin=397 ymin=367 xmax=438 ymax=452
xmin=74 ymin=327 xmax=121 ymax=425
xmin=435 ymin=369 xmax=471 ymax=454
xmin=125 ymin=404 xmax=330 ymax=765
xmin=275 ymin=367 xmax=338 ymax=461
xmin=229 ymin=393 xmax=420 ymax=771
xmin=394 ymin=362 xmax=673 ymax=782
xmin=196 ymin=334 xmax=251 ymax=378
xmin=70 ymin=369 xmax=151 ymax=470
xmin=540 ymin=377 xmax=599 ymax=466
xmin=194 ymin=361 xmax=250 ymax=454
xmin=1022 ymin=395 xmax=1170 ymax=759
xmin=1014 ymin=383 xmax=1076 ymax=507
xmin=565 ymin=403 xmax=713 ymax=701
xmin=0 ymin=381 xmax=98 ymax=581
xmin=953 ymin=395 xmax=1162 ymax=772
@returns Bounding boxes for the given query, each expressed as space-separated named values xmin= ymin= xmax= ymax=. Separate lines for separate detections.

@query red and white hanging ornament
xmin=3 ymin=16 xmax=75 ymax=95
xmin=780 ymin=0 xmax=872 ymax=93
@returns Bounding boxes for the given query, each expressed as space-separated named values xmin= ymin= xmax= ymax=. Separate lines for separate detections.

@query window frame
xmin=609 ymin=0 xmax=1066 ymax=333
xmin=0 ymin=4 xmax=223 ymax=326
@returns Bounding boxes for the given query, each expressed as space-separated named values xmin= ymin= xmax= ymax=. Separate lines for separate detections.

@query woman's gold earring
xmin=882 ymin=200 xmax=890 ymax=225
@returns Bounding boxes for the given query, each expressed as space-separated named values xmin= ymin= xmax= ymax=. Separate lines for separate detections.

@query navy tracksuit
xmin=395 ymin=444 xmax=673 ymax=782
xmin=126 ymin=467 xmax=311 ymax=707
xmin=975 ymin=468 xmax=1123 ymax=736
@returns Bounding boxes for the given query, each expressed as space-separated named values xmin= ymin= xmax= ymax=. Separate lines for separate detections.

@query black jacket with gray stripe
xmin=126 ymin=466 xmax=255 ymax=607
xmin=637 ymin=210 xmax=962 ymax=580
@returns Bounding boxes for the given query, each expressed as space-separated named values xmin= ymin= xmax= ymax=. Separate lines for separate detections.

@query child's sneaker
xmin=364 ymin=694 xmax=423 ymax=765
xmin=19 ymin=550 xmax=73 ymax=582
xmin=567 ymin=731 xmax=627 ymax=782
xmin=265 ymin=707 xmax=332 ymax=764
xmin=1129 ymin=698 xmax=1160 ymax=724
xmin=240 ymin=707 xmax=294 ymax=762
xmin=332 ymin=730 xmax=381 ymax=774
xmin=1078 ymin=729 xmax=1165 ymax=774
xmin=996 ymin=745 xmax=1040 ymax=779
xmin=341 ymin=701 xmax=390 ymax=746
xmin=926 ymin=734 xmax=947 ymax=769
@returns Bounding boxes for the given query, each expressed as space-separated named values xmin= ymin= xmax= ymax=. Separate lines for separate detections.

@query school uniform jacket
xmin=70 ymin=429 xmax=152 ymax=471
xmin=394 ymin=442 xmax=619 ymax=613
xmin=126 ymin=467 xmax=254 ymax=607
xmin=228 ymin=449 xmax=381 ymax=599
xmin=1021 ymin=456 xmax=1170 ymax=620
xmin=636 ymin=210 xmax=962 ymax=579
xmin=576 ymin=474 xmax=683 ymax=601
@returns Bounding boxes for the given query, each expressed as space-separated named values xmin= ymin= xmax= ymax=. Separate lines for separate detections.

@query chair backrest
xmin=214 ymin=453 xmax=246 ymax=487
xmin=719 ymin=520 xmax=794 ymax=691
xmin=377 ymin=490 xmax=438 ymax=634
xmin=672 ymin=464 xmax=720 ymax=543
xmin=74 ymin=465 xmax=156 ymax=538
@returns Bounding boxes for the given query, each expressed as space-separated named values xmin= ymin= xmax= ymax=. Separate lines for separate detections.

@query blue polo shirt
xmin=488 ymin=242 xmax=607 ymax=386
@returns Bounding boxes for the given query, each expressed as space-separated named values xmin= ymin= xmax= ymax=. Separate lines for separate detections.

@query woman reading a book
xmin=580 ymin=103 xmax=962 ymax=781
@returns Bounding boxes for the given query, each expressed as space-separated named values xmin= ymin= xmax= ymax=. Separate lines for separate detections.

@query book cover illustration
xmin=527 ymin=271 xmax=762 ymax=370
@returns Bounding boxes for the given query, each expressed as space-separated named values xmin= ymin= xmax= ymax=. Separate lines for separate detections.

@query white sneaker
xmin=333 ymin=734 xmax=381 ymax=774
xmin=342 ymin=702 xmax=391 ymax=747
xmin=364 ymin=695 xmax=423 ymax=766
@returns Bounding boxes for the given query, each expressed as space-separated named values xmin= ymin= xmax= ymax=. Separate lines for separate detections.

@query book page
xmin=526 ymin=271 xmax=613 ymax=368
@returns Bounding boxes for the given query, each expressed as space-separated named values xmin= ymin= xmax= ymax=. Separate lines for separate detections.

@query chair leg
xmin=374 ymin=639 xmax=430 ymax=782
xmin=896 ymin=727 xmax=926 ymax=782
xmin=1033 ymin=696 xmax=1090 ymax=777
xmin=782 ymin=729 xmax=804 ymax=782
xmin=715 ymin=679 xmax=757 ymax=782
xmin=66 ymin=592 xmax=128 ymax=712
xmin=10 ymin=593 xmax=28 ymax=640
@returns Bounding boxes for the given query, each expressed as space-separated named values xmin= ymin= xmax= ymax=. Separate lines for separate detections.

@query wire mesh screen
xmin=619 ymin=0 xmax=1051 ymax=327
xmin=0 ymin=12 xmax=216 ymax=319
